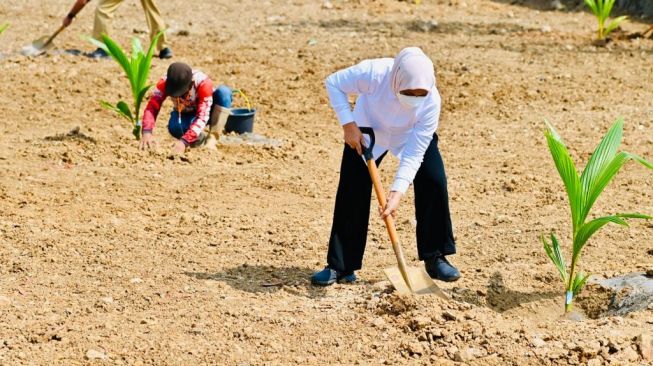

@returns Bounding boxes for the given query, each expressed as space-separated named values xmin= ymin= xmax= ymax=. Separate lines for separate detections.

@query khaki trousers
xmin=93 ymin=0 xmax=169 ymax=51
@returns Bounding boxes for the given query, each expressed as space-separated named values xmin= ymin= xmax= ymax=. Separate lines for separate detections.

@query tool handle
xmin=358 ymin=127 xmax=376 ymax=161
xmin=45 ymin=25 xmax=66 ymax=47
xmin=366 ymin=155 xmax=412 ymax=290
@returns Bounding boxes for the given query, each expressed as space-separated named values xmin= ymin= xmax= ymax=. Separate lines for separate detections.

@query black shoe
xmin=158 ymin=47 xmax=173 ymax=59
xmin=87 ymin=47 xmax=109 ymax=59
xmin=425 ymin=256 xmax=461 ymax=282
xmin=310 ymin=267 xmax=357 ymax=286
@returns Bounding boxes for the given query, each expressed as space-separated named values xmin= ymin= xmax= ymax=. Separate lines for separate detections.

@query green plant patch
xmin=89 ymin=32 xmax=163 ymax=140
xmin=542 ymin=118 xmax=653 ymax=313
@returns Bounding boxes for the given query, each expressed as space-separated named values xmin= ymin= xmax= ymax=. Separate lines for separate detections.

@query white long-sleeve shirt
xmin=325 ymin=58 xmax=441 ymax=194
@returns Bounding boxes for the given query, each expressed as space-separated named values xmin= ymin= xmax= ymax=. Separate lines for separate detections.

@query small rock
xmin=550 ymin=0 xmax=565 ymax=10
xmin=410 ymin=316 xmax=432 ymax=330
xmin=442 ymin=311 xmax=458 ymax=321
xmin=373 ymin=281 xmax=391 ymax=292
xmin=405 ymin=341 xmax=424 ymax=355
xmin=100 ymin=296 xmax=113 ymax=304
xmin=86 ymin=349 xmax=107 ymax=360
xmin=130 ymin=278 xmax=143 ymax=284
xmin=541 ymin=25 xmax=552 ymax=33
xmin=580 ymin=341 xmax=601 ymax=357
xmin=321 ymin=1 xmax=333 ymax=9
xmin=372 ymin=317 xmax=386 ymax=328
xmin=455 ymin=348 xmax=482 ymax=362
xmin=586 ymin=358 xmax=603 ymax=366
xmin=532 ymin=337 xmax=546 ymax=348
xmin=638 ymin=333 xmax=653 ymax=360
xmin=610 ymin=346 xmax=639 ymax=363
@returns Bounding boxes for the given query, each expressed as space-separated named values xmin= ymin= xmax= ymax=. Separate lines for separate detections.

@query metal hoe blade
xmin=384 ymin=266 xmax=449 ymax=300
xmin=21 ymin=36 xmax=52 ymax=56
xmin=21 ymin=25 xmax=65 ymax=56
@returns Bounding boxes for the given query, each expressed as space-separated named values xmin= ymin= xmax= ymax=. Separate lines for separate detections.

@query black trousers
xmin=326 ymin=134 xmax=456 ymax=273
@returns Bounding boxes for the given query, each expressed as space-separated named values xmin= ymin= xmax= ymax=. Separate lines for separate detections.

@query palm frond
xmin=101 ymin=34 xmax=133 ymax=82
xmin=580 ymin=118 xmax=623 ymax=222
xmin=545 ymin=121 xmax=583 ymax=231
xmin=542 ymin=233 xmax=568 ymax=283
xmin=572 ymin=272 xmax=590 ymax=296
xmin=100 ymin=100 xmax=132 ymax=122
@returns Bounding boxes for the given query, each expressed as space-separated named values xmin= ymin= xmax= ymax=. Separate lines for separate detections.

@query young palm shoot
xmin=584 ymin=0 xmax=628 ymax=40
xmin=0 ymin=23 xmax=9 ymax=37
xmin=89 ymin=32 xmax=162 ymax=140
xmin=543 ymin=118 xmax=653 ymax=313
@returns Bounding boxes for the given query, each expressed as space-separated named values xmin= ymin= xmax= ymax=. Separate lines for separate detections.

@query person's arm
xmin=391 ymin=96 xmax=441 ymax=194
xmin=380 ymin=96 xmax=440 ymax=218
xmin=142 ymin=79 xmax=166 ymax=133
xmin=325 ymin=60 xmax=381 ymax=154
xmin=180 ymin=78 xmax=214 ymax=145
xmin=324 ymin=59 xmax=378 ymax=126
xmin=62 ymin=0 xmax=91 ymax=27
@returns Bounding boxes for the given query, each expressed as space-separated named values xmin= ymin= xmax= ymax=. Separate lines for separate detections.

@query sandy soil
xmin=1 ymin=0 xmax=653 ymax=364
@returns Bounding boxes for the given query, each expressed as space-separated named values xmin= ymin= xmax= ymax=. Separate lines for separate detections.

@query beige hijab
xmin=390 ymin=47 xmax=435 ymax=95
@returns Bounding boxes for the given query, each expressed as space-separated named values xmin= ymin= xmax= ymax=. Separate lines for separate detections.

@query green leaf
xmin=0 ymin=23 xmax=9 ymax=36
xmin=571 ymin=272 xmax=589 ymax=296
xmin=574 ymin=215 xmax=628 ymax=259
xmin=134 ymin=85 xmax=153 ymax=122
xmin=545 ymin=121 xmax=583 ymax=231
xmin=627 ymin=153 xmax=653 ymax=170
xmin=136 ymin=31 xmax=163 ymax=100
xmin=131 ymin=37 xmax=144 ymax=59
xmin=580 ymin=118 xmax=623 ymax=223
xmin=100 ymin=34 xmax=133 ymax=82
xmin=100 ymin=100 xmax=132 ymax=122
xmin=584 ymin=0 xmax=599 ymax=16
xmin=116 ymin=101 xmax=134 ymax=122
xmin=603 ymin=0 xmax=616 ymax=18
xmin=86 ymin=36 xmax=108 ymax=53
xmin=542 ymin=233 xmax=568 ymax=284
xmin=605 ymin=16 xmax=628 ymax=36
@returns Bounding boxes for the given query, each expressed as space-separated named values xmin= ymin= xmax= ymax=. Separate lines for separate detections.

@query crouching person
xmin=139 ymin=62 xmax=232 ymax=154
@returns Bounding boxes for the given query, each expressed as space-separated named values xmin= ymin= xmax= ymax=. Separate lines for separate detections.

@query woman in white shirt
xmin=311 ymin=47 xmax=460 ymax=286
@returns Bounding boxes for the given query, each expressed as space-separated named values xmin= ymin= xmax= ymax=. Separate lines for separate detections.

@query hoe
xmin=360 ymin=127 xmax=448 ymax=299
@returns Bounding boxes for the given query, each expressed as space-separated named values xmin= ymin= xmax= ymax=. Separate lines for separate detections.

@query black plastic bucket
xmin=225 ymin=108 xmax=256 ymax=134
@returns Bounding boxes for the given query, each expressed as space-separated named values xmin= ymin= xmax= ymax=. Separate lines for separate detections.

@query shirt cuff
xmin=390 ymin=178 xmax=411 ymax=195
xmin=335 ymin=108 xmax=355 ymax=126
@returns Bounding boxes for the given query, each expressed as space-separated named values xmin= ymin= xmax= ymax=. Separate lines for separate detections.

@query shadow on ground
xmin=452 ymin=272 xmax=559 ymax=312
xmin=184 ymin=264 xmax=328 ymax=298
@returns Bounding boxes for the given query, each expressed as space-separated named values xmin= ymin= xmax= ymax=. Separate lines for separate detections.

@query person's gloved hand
xmin=342 ymin=121 xmax=365 ymax=155
xmin=139 ymin=131 xmax=157 ymax=150
xmin=380 ymin=191 xmax=403 ymax=219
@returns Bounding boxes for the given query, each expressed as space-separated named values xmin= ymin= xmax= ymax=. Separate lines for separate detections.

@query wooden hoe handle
xmin=360 ymin=127 xmax=413 ymax=290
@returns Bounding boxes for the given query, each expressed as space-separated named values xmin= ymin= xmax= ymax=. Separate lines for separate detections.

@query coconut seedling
xmin=89 ymin=32 xmax=162 ymax=140
xmin=542 ymin=118 xmax=653 ymax=313
xmin=584 ymin=0 xmax=628 ymax=40
xmin=0 ymin=23 xmax=8 ymax=36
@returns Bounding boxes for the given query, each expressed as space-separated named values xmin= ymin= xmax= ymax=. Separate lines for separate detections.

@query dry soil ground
xmin=1 ymin=0 xmax=653 ymax=365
